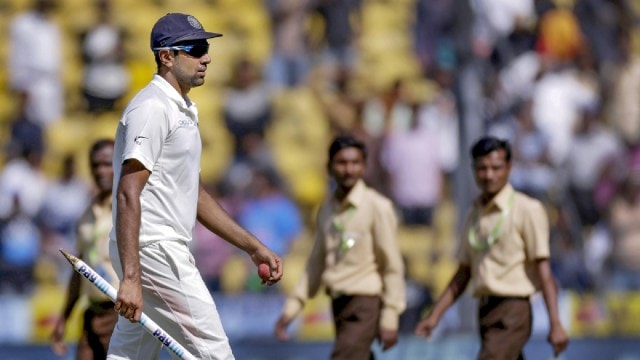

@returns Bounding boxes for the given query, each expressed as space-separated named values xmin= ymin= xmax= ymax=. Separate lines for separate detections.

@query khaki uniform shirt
xmin=76 ymin=197 xmax=119 ymax=302
xmin=282 ymin=180 xmax=406 ymax=330
xmin=457 ymin=184 xmax=550 ymax=297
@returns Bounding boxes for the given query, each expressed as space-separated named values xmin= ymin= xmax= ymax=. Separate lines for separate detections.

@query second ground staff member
xmin=51 ymin=139 xmax=118 ymax=359
xmin=108 ymin=13 xmax=282 ymax=360
xmin=415 ymin=136 xmax=569 ymax=359
xmin=275 ymin=135 xmax=406 ymax=359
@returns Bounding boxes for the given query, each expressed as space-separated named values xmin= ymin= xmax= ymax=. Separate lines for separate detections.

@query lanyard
xmin=88 ymin=204 xmax=110 ymax=265
xmin=468 ymin=191 xmax=515 ymax=252
xmin=333 ymin=206 xmax=356 ymax=252
xmin=332 ymin=206 xmax=355 ymax=232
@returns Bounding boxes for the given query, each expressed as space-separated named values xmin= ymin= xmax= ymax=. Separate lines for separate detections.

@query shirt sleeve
xmin=521 ymin=198 xmax=550 ymax=260
xmin=372 ymin=198 xmax=406 ymax=331
xmin=118 ymin=99 xmax=170 ymax=171
xmin=282 ymin=210 xmax=327 ymax=319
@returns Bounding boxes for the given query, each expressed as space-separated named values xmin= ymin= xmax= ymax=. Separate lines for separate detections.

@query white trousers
xmin=107 ymin=240 xmax=234 ymax=360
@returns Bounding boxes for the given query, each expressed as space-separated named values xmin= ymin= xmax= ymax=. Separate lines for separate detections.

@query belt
xmin=478 ymin=295 xmax=529 ymax=307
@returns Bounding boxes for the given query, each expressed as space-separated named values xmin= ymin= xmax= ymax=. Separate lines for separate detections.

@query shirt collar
xmin=150 ymin=74 xmax=196 ymax=112
xmin=339 ymin=179 xmax=367 ymax=209
xmin=475 ymin=183 xmax=514 ymax=212
xmin=92 ymin=195 xmax=112 ymax=215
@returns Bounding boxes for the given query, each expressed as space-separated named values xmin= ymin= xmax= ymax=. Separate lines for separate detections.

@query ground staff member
xmin=414 ymin=136 xmax=569 ymax=359
xmin=51 ymin=139 xmax=118 ymax=359
xmin=107 ymin=13 xmax=282 ymax=360
xmin=275 ymin=135 xmax=405 ymax=359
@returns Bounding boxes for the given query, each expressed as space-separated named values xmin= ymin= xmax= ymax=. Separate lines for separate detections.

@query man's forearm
xmin=196 ymin=184 xmax=263 ymax=254
xmin=430 ymin=266 xmax=471 ymax=319
xmin=116 ymin=194 xmax=141 ymax=281
xmin=62 ymin=271 xmax=82 ymax=319
xmin=537 ymin=259 xmax=562 ymax=325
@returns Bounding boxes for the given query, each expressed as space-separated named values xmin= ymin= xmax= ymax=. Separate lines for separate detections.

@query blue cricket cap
xmin=150 ymin=13 xmax=222 ymax=50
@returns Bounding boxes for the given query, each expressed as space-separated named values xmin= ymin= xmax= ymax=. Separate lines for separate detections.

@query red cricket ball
xmin=258 ymin=263 xmax=270 ymax=281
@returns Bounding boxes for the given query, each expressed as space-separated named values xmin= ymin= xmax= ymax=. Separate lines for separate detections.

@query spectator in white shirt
xmin=8 ymin=0 xmax=63 ymax=126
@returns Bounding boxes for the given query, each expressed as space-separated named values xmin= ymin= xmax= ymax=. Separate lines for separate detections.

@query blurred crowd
xmin=1 ymin=0 xmax=640 ymax=332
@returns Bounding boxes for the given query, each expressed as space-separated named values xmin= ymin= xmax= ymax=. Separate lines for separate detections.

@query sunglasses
xmin=153 ymin=44 xmax=209 ymax=58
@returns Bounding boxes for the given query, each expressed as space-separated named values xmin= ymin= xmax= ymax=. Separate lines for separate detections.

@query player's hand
xmin=250 ymin=246 xmax=283 ymax=286
xmin=274 ymin=314 xmax=293 ymax=341
xmin=548 ymin=322 xmax=569 ymax=356
xmin=114 ymin=278 xmax=143 ymax=323
xmin=414 ymin=313 xmax=438 ymax=339
xmin=378 ymin=328 xmax=398 ymax=351
xmin=50 ymin=317 xmax=67 ymax=355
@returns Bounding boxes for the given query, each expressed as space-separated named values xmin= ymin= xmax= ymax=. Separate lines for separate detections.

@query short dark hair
xmin=328 ymin=135 xmax=367 ymax=162
xmin=89 ymin=138 xmax=114 ymax=159
xmin=470 ymin=136 xmax=511 ymax=162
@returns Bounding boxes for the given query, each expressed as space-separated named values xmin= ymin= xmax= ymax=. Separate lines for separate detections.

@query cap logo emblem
xmin=187 ymin=16 xmax=203 ymax=29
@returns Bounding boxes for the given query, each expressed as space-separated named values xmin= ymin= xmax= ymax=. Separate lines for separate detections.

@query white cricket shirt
xmin=110 ymin=75 xmax=202 ymax=245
